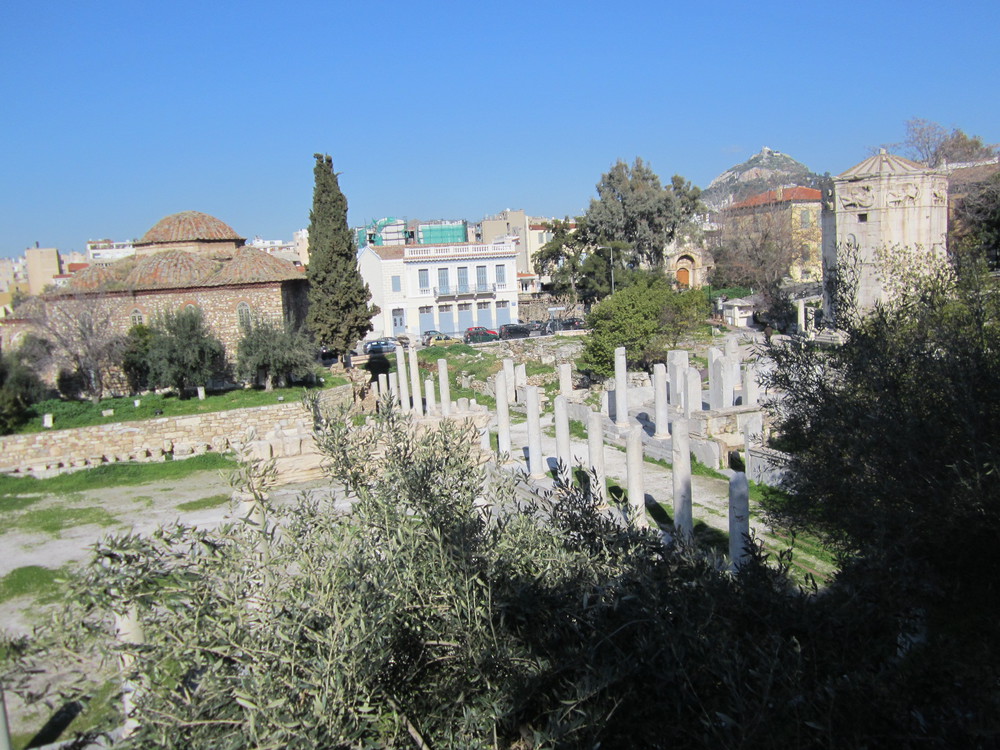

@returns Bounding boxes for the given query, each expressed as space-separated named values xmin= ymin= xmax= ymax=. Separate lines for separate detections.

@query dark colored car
xmin=499 ymin=323 xmax=531 ymax=340
xmin=363 ymin=338 xmax=397 ymax=354
xmin=463 ymin=326 xmax=499 ymax=344
xmin=526 ymin=320 xmax=545 ymax=333
xmin=543 ymin=317 xmax=587 ymax=335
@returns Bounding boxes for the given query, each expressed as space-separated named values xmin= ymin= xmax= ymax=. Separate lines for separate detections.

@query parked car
xmin=421 ymin=330 xmax=444 ymax=346
xmin=499 ymin=323 xmax=531 ymax=340
xmin=425 ymin=333 xmax=458 ymax=346
xmin=526 ymin=320 xmax=546 ymax=334
xmin=463 ymin=326 xmax=499 ymax=344
xmin=561 ymin=317 xmax=587 ymax=330
xmin=363 ymin=338 xmax=397 ymax=354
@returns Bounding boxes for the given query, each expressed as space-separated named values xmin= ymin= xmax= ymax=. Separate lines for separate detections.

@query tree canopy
xmin=146 ymin=307 xmax=224 ymax=397
xmin=896 ymin=117 xmax=998 ymax=167
xmin=579 ymin=158 xmax=701 ymax=268
xmin=305 ymin=154 xmax=378 ymax=360
xmin=236 ymin=312 xmax=316 ymax=391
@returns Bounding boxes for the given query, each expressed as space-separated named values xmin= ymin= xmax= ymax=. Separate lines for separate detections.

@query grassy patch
xmin=0 ymin=453 xmax=236 ymax=498
xmin=176 ymin=493 xmax=231 ymax=512
xmin=11 ymin=506 xmax=118 ymax=536
xmin=19 ymin=382 xmax=338 ymax=434
xmin=0 ymin=494 xmax=42 ymax=513
xmin=0 ymin=565 xmax=62 ymax=603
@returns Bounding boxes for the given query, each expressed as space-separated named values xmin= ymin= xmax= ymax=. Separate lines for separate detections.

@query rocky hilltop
xmin=701 ymin=147 xmax=826 ymax=209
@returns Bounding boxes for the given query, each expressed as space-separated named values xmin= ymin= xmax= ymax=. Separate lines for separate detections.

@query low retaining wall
xmin=0 ymin=386 xmax=352 ymax=477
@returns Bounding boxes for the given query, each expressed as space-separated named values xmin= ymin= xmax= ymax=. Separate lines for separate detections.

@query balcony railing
xmin=432 ymin=283 xmax=507 ymax=298
xmin=404 ymin=241 xmax=517 ymax=259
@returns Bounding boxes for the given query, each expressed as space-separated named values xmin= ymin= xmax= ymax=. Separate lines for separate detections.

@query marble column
xmin=721 ymin=355 xmax=737 ymax=409
xmin=503 ymin=358 xmax=516 ymax=403
xmin=394 ymin=347 xmax=410 ymax=413
xmin=743 ymin=363 xmax=760 ymax=407
xmin=496 ymin=370 xmax=512 ymax=457
xmin=558 ymin=363 xmax=573 ymax=396
xmin=729 ymin=471 xmax=751 ymax=571
xmin=408 ymin=345 xmax=423 ymax=417
xmin=626 ymin=425 xmax=647 ymax=529
xmin=424 ymin=378 xmax=436 ymax=415
xmin=437 ymin=359 xmax=451 ymax=417
xmin=671 ymin=415 xmax=693 ymax=539
xmin=514 ymin=363 xmax=527 ymax=402
xmin=588 ymin=410 xmax=606 ymax=503
xmin=685 ymin=366 xmax=702 ymax=418
xmin=708 ymin=347 xmax=724 ymax=410
xmin=653 ymin=363 xmax=669 ymax=438
xmin=377 ymin=372 xmax=388 ymax=397
xmin=614 ymin=346 xmax=628 ymax=427
xmin=667 ymin=349 xmax=689 ymax=406
xmin=554 ymin=395 xmax=572 ymax=480
xmin=796 ymin=299 xmax=806 ymax=331
xmin=526 ymin=385 xmax=545 ymax=479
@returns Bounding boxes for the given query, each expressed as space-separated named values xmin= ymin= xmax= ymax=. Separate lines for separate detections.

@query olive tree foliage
xmin=885 ymin=117 xmax=998 ymax=167
xmin=579 ymin=158 xmax=702 ymax=268
xmin=0 ymin=344 xmax=47 ymax=434
xmin=305 ymin=154 xmax=379 ymax=361
xmin=7 ymin=396 xmax=1000 ymax=746
xmin=235 ymin=312 xmax=316 ymax=391
xmin=146 ymin=307 xmax=224 ymax=397
xmin=761 ymin=241 xmax=1000 ymax=681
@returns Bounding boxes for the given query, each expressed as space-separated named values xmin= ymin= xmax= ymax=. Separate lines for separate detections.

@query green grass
xmin=0 ymin=494 xmax=43 ymax=512
xmin=0 ymin=565 xmax=62 ymax=603
xmin=0 ymin=453 xmax=236 ymax=498
xmin=176 ymin=493 xmax=231 ymax=512
xmin=10 ymin=506 xmax=118 ymax=536
xmin=642 ymin=453 xmax=727 ymax=480
xmin=18 ymin=379 xmax=347 ymax=434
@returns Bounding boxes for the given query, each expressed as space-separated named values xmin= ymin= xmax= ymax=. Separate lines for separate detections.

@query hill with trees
xmin=701 ymin=147 xmax=826 ymax=209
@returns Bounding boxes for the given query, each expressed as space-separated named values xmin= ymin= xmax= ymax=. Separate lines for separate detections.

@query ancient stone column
xmin=614 ymin=346 xmax=628 ymax=427
xmin=114 ymin=604 xmax=145 ymax=739
xmin=496 ymin=370 xmax=512 ymax=457
xmin=526 ymin=385 xmax=545 ymax=479
xmin=653 ymin=363 xmax=669 ymax=438
xmin=667 ymin=349 xmax=689 ymax=406
xmin=587 ymin=410 xmax=606 ymax=503
xmin=503 ymin=358 xmax=516 ymax=403
xmin=514 ymin=363 xmax=527 ymax=391
xmin=626 ymin=425 xmax=647 ymax=528
xmin=388 ymin=371 xmax=399 ymax=404
xmin=743 ymin=363 xmax=760 ymax=407
xmin=796 ymin=299 xmax=806 ymax=331
xmin=479 ymin=426 xmax=491 ymax=452
xmin=554 ymin=394 xmax=572 ymax=480
xmin=558 ymin=362 xmax=573 ymax=396
xmin=394 ymin=347 xmax=410 ymax=413
xmin=377 ymin=373 xmax=388 ymax=397
xmin=685 ymin=366 xmax=702 ymax=417
xmin=729 ymin=471 xmax=751 ymax=571
xmin=671 ymin=415 xmax=693 ymax=539
xmin=708 ymin=347 xmax=724 ymax=410
xmin=437 ymin=358 xmax=451 ymax=417
xmin=424 ymin=378 xmax=436 ymax=415
xmin=408 ymin=345 xmax=423 ymax=417
xmin=721 ymin=355 xmax=737 ymax=409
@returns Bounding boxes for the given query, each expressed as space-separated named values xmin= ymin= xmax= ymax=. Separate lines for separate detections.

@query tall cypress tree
xmin=305 ymin=154 xmax=378 ymax=360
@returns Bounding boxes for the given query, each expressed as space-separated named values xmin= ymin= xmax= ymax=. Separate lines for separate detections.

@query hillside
xmin=701 ymin=147 xmax=826 ymax=209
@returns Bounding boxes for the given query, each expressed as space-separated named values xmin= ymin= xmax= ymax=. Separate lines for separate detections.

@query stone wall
xmin=0 ymin=385 xmax=351 ymax=477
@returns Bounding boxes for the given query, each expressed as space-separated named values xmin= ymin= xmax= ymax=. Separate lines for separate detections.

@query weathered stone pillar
xmin=394 ymin=347 xmax=410 ymax=413
xmin=667 ymin=349 xmax=689 ymax=406
xmin=743 ymin=363 xmax=760 ymax=407
xmin=742 ymin=413 xmax=764 ymax=468
xmin=514 ymin=363 xmax=527 ymax=393
xmin=496 ymin=370 xmax=512 ymax=457
xmin=503 ymin=358 xmax=516 ymax=403
xmin=479 ymin=426 xmax=491 ymax=452
xmin=587 ymin=410 xmax=606 ymax=503
xmin=626 ymin=425 xmax=647 ymax=528
xmin=554 ymin=394 xmax=572 ymax=480
xmin=708 ymin=347 xmax=724 ymax=410
xmin=114 ymin=604 xmax=145 ymax=739
xmin=197 ymin=386 xmax=206 ymax=401
xmin=653 ymin=363 xmax=669 ymax=438
xmin=614 ymin=346 xmax=628 ymax=427
xmin=797 ymin=299 xmax=806 ymax=331
xmin=424 ymin=378 xmax=436 ymax=415
xmin=721 ymin=355 xmax=737 ymax=409
xmin=437 ymin=358 xmax=451 ymax=417
xmin=377 ymin=373 xmax=388 ymax=396
xmin=408 ymin=346 xmax=423 ymax=417
xmin=671 ymin=415 xmax=693 ymax=539
xmin=685 ymin=366 xmax=702 ymax=417
xmin=558 ymin=362 xmax=573 ymax=396
xmin=729 ymin=471 xmax=751 ymax=571
xmin=42 ymin=413 xmax=53 ymax=429
xmin=526 ymin=385 xmax=545 ymax=479
xmin=388 ymin=371 xmax=399 ymax=404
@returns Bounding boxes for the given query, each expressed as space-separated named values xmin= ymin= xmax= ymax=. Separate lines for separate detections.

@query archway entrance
xmin=676 ymin=267 xmax=690 ymax=287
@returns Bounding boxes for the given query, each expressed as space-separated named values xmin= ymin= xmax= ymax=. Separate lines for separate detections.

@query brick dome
xmin=138 ymin=211 xmax=243 ymax=245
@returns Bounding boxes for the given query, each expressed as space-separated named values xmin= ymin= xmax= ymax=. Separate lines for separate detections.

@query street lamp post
xmin=598 ymin=246 xmax=616 ymax=295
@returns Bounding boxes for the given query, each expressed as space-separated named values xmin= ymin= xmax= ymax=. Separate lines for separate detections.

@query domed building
xmin=2 ymin=210 xmax=309 ymax=394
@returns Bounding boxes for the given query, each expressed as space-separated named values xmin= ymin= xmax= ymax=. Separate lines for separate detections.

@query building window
xmin=800 ymin=210 xmax=811 ymax=228
xmin=130 ymin=309 xmax=144 ymax=327
xmin=458 ymin=303 xmax=472 ymax=312
xmin=391 ymin=275 xmax=401 ymax=293
xmin=438 ymin=304 xmax=452 ymax=313
xmin=477 ymin=301 xmax=489 ymax=310
xmin=496 ymin=301 xmax=508 ymax=309
xmin=495 ymin=264 xmax=506 ymax=286
xmin=858 ymin=213 xmax=868 ymax=223
xmin=418 ymin=268 xmax=430 ymax=292
xmin=419 ymin=306 xmax=432 ymax=314
xmin=457 ymin=267 xmax=469 ymax=292
xmin=437 ymin=268 xmax=449 ymax=293
xmin=235 ymin=302 xmax=251 ymax=329
xmin=476 ymin=265 xmax=488 ymax=291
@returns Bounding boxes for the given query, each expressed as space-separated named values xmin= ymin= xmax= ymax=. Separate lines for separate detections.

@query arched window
xmin=130 ymin=309 xmax=144 ymax=327
xmin=237 ymin=302 xmax=252 ymax=329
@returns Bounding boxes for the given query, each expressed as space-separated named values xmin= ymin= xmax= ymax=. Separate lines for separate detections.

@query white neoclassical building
xmin=358 ymin=238 xmax=521 ymax=339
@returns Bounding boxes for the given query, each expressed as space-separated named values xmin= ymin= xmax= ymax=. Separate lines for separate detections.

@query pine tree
xmin=305 ymin=154 xmax=378 ymax=361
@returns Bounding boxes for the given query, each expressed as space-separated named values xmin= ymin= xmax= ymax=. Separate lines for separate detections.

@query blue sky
xmin=2 ymin=0 xmax=998 ymax=256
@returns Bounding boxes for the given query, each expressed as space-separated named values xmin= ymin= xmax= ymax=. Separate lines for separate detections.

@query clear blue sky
xmin=2 ymin=0 xmax=998 ymax=256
